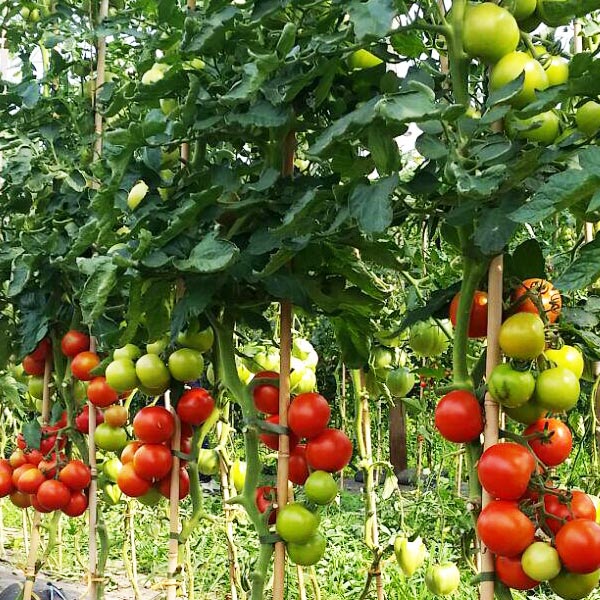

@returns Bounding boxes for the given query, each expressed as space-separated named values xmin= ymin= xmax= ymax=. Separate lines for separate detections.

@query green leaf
xmin=78 ymin=257 xmax=119 ymax=326
xmin=377 ymin=91 xmax=446 ymax=125
xmin=143 ymin=280 xmax=173 ymax=342
xmin=474 ymin=196 xmax=521 ymax=256
xmin=331 ymin=315 xmax=372 ymax=369
xmin=367 ymin=124 xmax=401 ymax=174
xmin=173 ymin=232 xmax=239 ymax=273
xmin=349 ymin=174 xmax=399 ymax=234
xmin=226 ymin=101 xmax=290 ymax=128
xmin=23 ymin=420 xmax=42 ymax=450
xmin=19 ymin=82 xmax=40 ymax=109
xmin=120 ymin=278 xmax=144 ymax=345
xmin=555 ymin=235 xmax=600 ymax=291
xmin=170 ymin=278 xmax=219 ymax=341
xmin=0 ymin=375 xmax=26 ymax=414
xmin=508 ymin=239 xmax=546 ymax=281
xmin=182 ymin=7 xmax=240 ymax=53
xmin=348 ymin=0 xmax=395 ymax=40
xmin=8 ymin=254 xmax=34 ymax=297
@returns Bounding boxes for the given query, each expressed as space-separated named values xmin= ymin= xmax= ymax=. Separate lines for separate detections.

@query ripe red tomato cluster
xmin=256 ymin=388 xmax=352 ymax=476
xmin=434 ymin=390 xmax=484 ymax=443
xmin=22 ymin=337 xmax=53 ymax=376
xmin=0 ymin=447 xmax=90 ymax=517
xmin=476 ymin=417 xmax=600 ymax=592
xmin=117 ymin=406 xmax=190 ymax=501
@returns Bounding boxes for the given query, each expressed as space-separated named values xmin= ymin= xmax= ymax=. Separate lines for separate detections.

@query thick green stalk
xmin=445 ymin=0 xmax=470 ymax=107
xmin=96 ymin=510 xmax=109 ymax=599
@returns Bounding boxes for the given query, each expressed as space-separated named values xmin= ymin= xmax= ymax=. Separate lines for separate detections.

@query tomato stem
xmin=446 ymin=0 xmax=470 ymax=107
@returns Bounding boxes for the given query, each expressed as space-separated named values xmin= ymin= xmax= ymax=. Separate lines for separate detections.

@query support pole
xmin=88 ymin=336 xmax=99 ymax=600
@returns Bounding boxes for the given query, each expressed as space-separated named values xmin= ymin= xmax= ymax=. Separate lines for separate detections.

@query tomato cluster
xmin=0 ymin=433 xmax=90 ymax=518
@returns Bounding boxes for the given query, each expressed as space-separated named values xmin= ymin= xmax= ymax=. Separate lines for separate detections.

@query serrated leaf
xmin=78 ymin=257 xmax=119 ymax=326
xmin=8 ymin=255 xmax=34 ymax=297
xmin=509 ymin=239 xmax=546 ymax=281
xmin=367 ymin=124 xmax=401 ymax=174
xmin=23 ymin=420 xmax=42 ymax=450
xmin=349 ymin=174 xmax=398 ymax=234
xmin=170 ymin=280 xmax=218 ymax=342
xmin=474 ymin=196 xmax=521 ymax=256
xmin=182 ymin=7 xmax=240 ymax=53
xmin=555 ymin=235 xmax=600 ymax=291
xmin=332 ymin=315 xmax=371 ymax=369
xmin=348 ymin=0 xmax=395 ymax=40
xmin=173 ymin=232 xmax=239 ymax=273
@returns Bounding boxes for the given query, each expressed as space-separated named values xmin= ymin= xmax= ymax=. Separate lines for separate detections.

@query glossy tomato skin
xmin=30 ymin=338 xmax=51 ymax=361
xmin=524 ymin=418 xmax=572 ymax=466
xmin=495 ymin=555 xmax=538 ymax=590
xmin=176 ymin=388 xmax=215 ymax=426
xmin=477 ymin=500 xmax=535 ymax=557
xmin=409 ymin=320 xmax=449 ymax=357
xmin=62 ymin=491 xmax=88 ymax=517
xmin=513 ymin=278 xmax=561 ymax=324
xmin=535 ymin=367 xmax=580 ymax=412
xmin=544 ymin=490 xmax=597 ymax=534
xmin=252 ymin=371 xmax=280 ymax=414
xmin=75 ymin=405 xmax=104 ymax=434
xmin=305 ymin=428 xmax=352 ymax=473
xmin=287 ymin=533 xmax=326 ymax=566
xmin=288 ymin=393 xmax=331 ymax=439
xmin=556 ymin=519 xmax=600 ymax=574
xmin=288 ymin=444 xmax=309 ymax=485
xmin=549 ymin=569 xmax=600 ymax=600
xmin=499 ymin=313 xmax=546 ymax=361
xmin=255 ymin=485 xmax=277 ymax=524
xmin=23 ymin=355 xmax=45 ymax=376
xmin=61 ymin=330 xmax=90 ymax=357
xmin=276 ymin=503 xmax=319 ymax=544
xmin=87 ymin=376 xmax=119 ymax=407
xmin=545 ymin=345 xmax=584 ymax=379
xmin=434 ymin=390 xmax=483 ymax=443
xmin=133 ymin=444 xmax=173 ymax=481
xmin=36 ymin=480 xmax=71 ymax=511
xmin=487 ymin=364 xmax=535 ymax=408
xmin=449 ymin=291 xmax=488 ymax=338
xmin=16 ymin=468 xmax=45 ymax=494
xmin=71 ymin=352 xmax=100 ymax=381
xmin=117 ymin=463 xmax=151 ymax=497
xmin=59 ymin=460 xmax=91 ymax=491
xmin=121 ymin=441 xmax=143 ymax=464
xmin=157 ymin=468 xmax=190 ymax=500
xmin=0 ymin=471 xmax=14 ymax=497
xmin=104 ymin=405 xmax=128 ymax=428
xmin=133 ymin=406 xmax=175 ymax=444
xmin=259 ymin=415 xmax=299 ymax=452
xmin=477 ymin=443 xmax=535 ymax=500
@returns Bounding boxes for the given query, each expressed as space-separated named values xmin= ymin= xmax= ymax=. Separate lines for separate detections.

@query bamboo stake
xmin=23 ymin=355 xmax=52 ymax=600
xmin=273 ymin=300 xmax=293 ymax=600
xmin=88 ymin=336 xmax=99 ymax=600
xmin=479 ymin=256 xmax=503 ymax=600
xmin=165 ymin=392 xmax=182 ymax=600
xmin=93 ymin=0 xmax=110 ymax=160
xmin=339 ymin=364 xmax=346 ymax=491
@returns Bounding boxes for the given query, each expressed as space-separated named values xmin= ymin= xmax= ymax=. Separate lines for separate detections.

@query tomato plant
xmin=495 ymin=555 xmax=538 ymax=590
xmin=133 ymin=444 xmax=173 ymax=481
xmin=477 ymin=500 xmax=535 ymax=556
xmin=287 ymin=533 xmax=327 ymax=566
xmin=71 ymin=351 xmax=100 ymax=381
xmin=449 ymin=290 xmax=488 ymax=338
xmin=524 ymin=418 xmax=572 ymax=466
xmin=176 ymin=388 xmax=215 ymax=426
xmin=304 ymin=471 xmax=338 ymax=505
xmin=276 ymin=503 xmax=319 ymax=544
xmin=487 ymin=363 xmax=535 ymax=407
xmin=535 ymin=366 xmax=580 ymax=412
xmin=305 ymin=428 xmax=353 ymax=473
xmin=133 ymin=406 xmax=175 ymax=444
xmin=434 ymin=390 xmax=483 ymax=443
xmin=252 ymin=371 xmax=280 ymax=414
xmin=288 ymin=445 xmax=309 ymax=486
xmin=288 ymin=393 xmax=331 ymax=439
xmin=521 ymin=541 xmax=561 ymax=581
xmin=513 ymin=278 xmax=562 ymax=323
xmin=499 ymin=313 xmax=546 ymax=361
xmin=556 ymin=519 xmax=600 ymax=574
xmin=61 ymin=330 xmax=90 ymax=357
xmin=544 ymin=490 xmax=597 ymax=534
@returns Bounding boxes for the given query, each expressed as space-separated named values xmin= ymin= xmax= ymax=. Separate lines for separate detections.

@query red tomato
xmin=449 ymin=291 xmax=488 ymax=338
xmin=0 ymin=471 xmax=14 ymax=497
xmin=62 ymin=491 xmax=88 ymax=517
xmin=477 ymin=500 xmax=535 ymax=557
xmin=305 ymin=428 xmax=353 ymax=473
xmin=253 ymin=371 xmax=280 ymax=414
xmin=23 ymin=355 xmax=45 ymax=376
xmin=0 ymin=459 xmax=11 ymax=475
xmin=9 ymin=449 xmax=27 ymax=468
xmin=288 ymin=444 xmax=309 ymax=485
xmin=176 ymin=388 xmax=215 ymax=426
xmin=255 ymin=485 xmax=276 ymax=524
xmin=434 ymin=390 xmax=483 ymax=443
xmin=87 ymin=376 xmax=119 ymax=407
xmin=477 ymin=443 xmax=535 ymax=500
xmin=30 ymin=338 xmax=52 ymax=361
xmin=556 ymin=519 xmax=600 ymax=574
xmin=133 ymin=444 xmax=173 ymax=481
xmin=524 ymin=418 xmax=572 ymax=467
xmin=157 ymin=467 xmax=190 ymax=500
xmin=288 ymin=393 xmax=331 ymax=439
xmin=16 ymin=468 xmax=45 ymax=494
xmin=117 ymin=463 xmax=151 ymax=497
xmin=38 ymin=455 xmax=61 ymax=479
xmin=543 ymin=490 xmax=596 ymax=534
xmin=133 ymin=406 xmax=175 ymax=444
xmin=121 ymin=441 xmax=143 ymax=465
xmin=30 ymin=493 xmax=52 ymax=513
xmin=10 ymin=491 xmax=32 ymax=509
xmin=59 ymin=460 xmax=91 ymax=491
xmin=71 ymin=351 xmax=100 ymax=381
xmin=513 ymin=278 xmax=561 ymax=324
xmin=75 ymin=405 xmax=104 ymax=434
xmin=259 ymin=415 xmax=299 ymax=452
xmin=16 ymin=433 xmax=26 ymax=450
xmin=25 ymin=449 xmax=43 ymax=466
xmin=61 ymin=330 xmax=90 ymax=357
xmin=36 ymin=480 xmax=71 ymax=511
xmin=180 ymin=422 xmax=193 ymax=439
xmin=54 ymin=410 xmax=68 ymax=429
xmin=495 ymin=555 xmax=538 ymax=590
xmin=12 ymin=464 xmax=35 ymax=488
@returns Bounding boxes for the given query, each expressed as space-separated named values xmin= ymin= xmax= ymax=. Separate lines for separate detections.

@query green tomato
xmin=506 ymin=110 xmax=560 ymax=145
xmin=168 ymin=348 xmax=204 ymax=383
xmin=127 ymin=180 xmax=149 ymax=210
xmin=544 ymin=55 xmax=569 ymax=87
xmin=236 ymin=361 xmax=254 ymax=385
xmin=135 ymin=354 xmax=171 ymax=390
xmin=499 ymin=313 xmax=545 ymax=361
xmin=102 ymin=457 xmax=122 ymax=483
xmin=113 ymin=344 xmax=141 ymax=361
xmin=254 ymin=348 xmax=280 ymax=372
xmin=177 ymin=326 xmax=214 ymax=353
xmin=425 ymin=563 xmax=461 ymax=596
xmin=304 ymin=471 xmax=338 ymax=505
xmin=503 ymin=399 xmax=546 ymax=425
xmin=463 ymin=3 xmax=520 ymax=64
xmin=503 ymin=0 xmax=537 ymax=21
xmin=146 ymin=337 xmax=168 ymax=355
xmin=105 ymin=359 xmax=139 ymax=393
xmin=103 ymin=482 xmax=122 ymax=505
xmin=386 ymin=368 xmax=415 ymax=398
xmin=347 ymin=49 xmax=383 ymax=70
xmin=535 ymin=366 xmax=580 ymax=412
xmin=487 ymin=363 xmax=535 ymax=407
xmin=521 ymin=541 xmax=561 ymax=581
xmin=290 ymin=367 xmax=317 ymax=394
xmin=549 ymin=569 xmax=600 ymax=600
xmin=545 ymin=345 xmax=584 ymax=379
xmin=94 ymin=423 xmax=128 ymax=452
xmin=231 ymin=460 xmax=246 ymax=492
xmin=576 ymin=101 xmax=600 ymax=137
xmin=394 ymin=536 xmax=426 ymax=577
xmin=490 ymin=51 xmax=549 ymax=108
xmin=160 ymin=98 xmax=178 ymax=116
xmin=137 ymin=487 xmax=163 ymax=507
xmin=409 ymin=320 xmax=449 ymax=358
xmin=28 ymin=376 xmax=44 ymax=400
xmin=73 ymin=380 xmax=88 ymax=405
xmin=276 ymin=503 xmax=319 ymax=544
xmin=287 ymin=533 xmax=326 ymax=566
xmin=372 ymin=347 xmax=394 ymax=370
xmin=292 ymin=338 xmax=314 ymax=361
xmin=304 ymin=349 xmax=319 ymax=370
xmin=198 ymin=449 xmax=220 ymax=476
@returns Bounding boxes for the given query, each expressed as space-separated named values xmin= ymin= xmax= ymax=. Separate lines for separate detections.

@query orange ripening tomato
xmin=449 ymin=291 xmax=488 ymax=338
xmin=512 ymin=278 xmax=561 ymax=323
